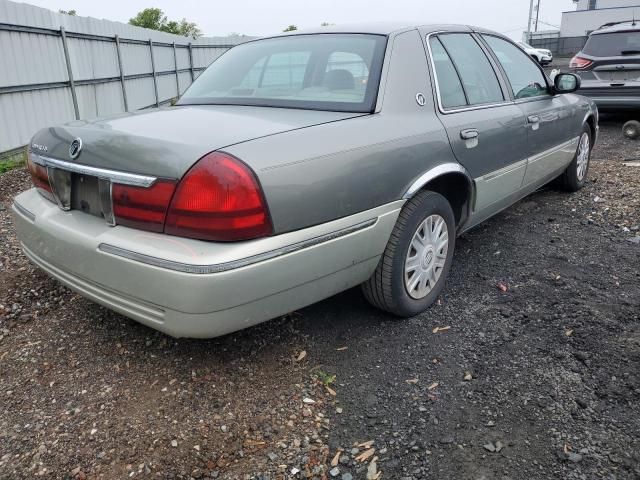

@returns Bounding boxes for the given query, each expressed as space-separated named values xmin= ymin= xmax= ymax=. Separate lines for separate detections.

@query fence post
xmin=149 ymin=39 xmax=159 ymax=107
xmin=114 ymin=35 xmax=129 ymax=112
xmin=172 ymin=42 xmax=180 ymax=97
xmin=188 ymin=42 xmax=195 ymax=82
xmin=60 ymin=27 xmax=80 ymax=120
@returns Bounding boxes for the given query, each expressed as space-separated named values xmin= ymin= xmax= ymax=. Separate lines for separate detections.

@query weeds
xmin=0 ymin=148 xmax=26 ymax=174
xmin=314 ymin=369 xmax=336 ymax=387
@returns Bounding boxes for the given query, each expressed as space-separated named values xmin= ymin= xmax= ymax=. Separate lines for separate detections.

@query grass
xmin=0 ymin=148 xmax=27 ymax=174
xmin=314 ymin=369 xmax=336 ymax=387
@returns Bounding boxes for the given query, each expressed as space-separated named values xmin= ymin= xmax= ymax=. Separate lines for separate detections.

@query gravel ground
xmin=1 ymin=117 xmax=639 ymax=479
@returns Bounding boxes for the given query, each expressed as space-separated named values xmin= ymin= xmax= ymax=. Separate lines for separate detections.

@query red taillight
xmin=26 ymin=149 xmax=53 ymax=194
xmin=165 ymin=152 xmax=272 ymax=241
xmin=112 ymin=180 xmax=177 ymax=232
xmin=570 ymin=56 xmax=593 ymax=70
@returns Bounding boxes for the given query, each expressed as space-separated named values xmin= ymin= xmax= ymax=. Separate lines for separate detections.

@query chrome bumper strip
xmin=32 ymin=155 xmax=157 ymax=187
xmin=13 ymin=201 xmax=36 ymax=221
xmin=98 ymin=218 xmax=378 ymax=274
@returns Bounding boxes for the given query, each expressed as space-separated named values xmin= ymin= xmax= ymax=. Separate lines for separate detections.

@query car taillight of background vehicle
xmin=570 ymin=56 xmax=593 ymax=70
xmin=165 ymin=152 xmax=273 ymax=241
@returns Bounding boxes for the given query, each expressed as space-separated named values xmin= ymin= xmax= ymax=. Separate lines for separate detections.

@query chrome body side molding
xmin=98 ymin=218 xmax=378 ymax=274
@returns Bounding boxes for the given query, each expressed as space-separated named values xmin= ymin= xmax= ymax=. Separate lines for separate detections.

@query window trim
xmin=425 ymin=31 xmax=513 ymax=114
xmin=478 ymin=33 xmax=552 ymax=104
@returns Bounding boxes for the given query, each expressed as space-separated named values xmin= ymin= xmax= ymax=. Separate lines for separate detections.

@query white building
xmin=561 ymin=0 xmax=640 ymax=37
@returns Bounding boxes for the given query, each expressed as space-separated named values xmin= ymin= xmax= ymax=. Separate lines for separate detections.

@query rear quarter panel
xmin=225 ymin=29 xmax=459 ymax=233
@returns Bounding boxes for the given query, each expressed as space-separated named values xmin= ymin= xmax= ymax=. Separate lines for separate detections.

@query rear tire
xmin=362 ymin=190 xmax=455 ymax=317
xmin=623 ymin=120 xmax=640 ymax=140
xmin=559 ymin=125 xmax=592 ymax=192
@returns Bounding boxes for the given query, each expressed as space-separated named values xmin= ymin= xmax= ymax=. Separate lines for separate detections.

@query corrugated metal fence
xmin=0 ymin=0 xmax=249 ymax=155
xmin=530 ymin=36 xmax=588 ymax=57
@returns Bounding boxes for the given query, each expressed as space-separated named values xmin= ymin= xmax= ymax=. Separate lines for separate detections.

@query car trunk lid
xmin=29 ymin=105 xmax=365 ymax=232
xmin=32 ymin=105 xmax=364 ymax=179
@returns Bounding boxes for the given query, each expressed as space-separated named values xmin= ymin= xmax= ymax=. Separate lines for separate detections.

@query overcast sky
xmin=18 ymin=0 xmax=576 ymax=40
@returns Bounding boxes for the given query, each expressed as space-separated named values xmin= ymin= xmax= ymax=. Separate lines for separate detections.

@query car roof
xmin=262 ymin=22 xmax=506 ymax=39
xmin=592 ymin=21 xmax=640 ymax=34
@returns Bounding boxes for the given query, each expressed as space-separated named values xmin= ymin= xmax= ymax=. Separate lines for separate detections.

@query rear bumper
xmin=13 ymin=189 xmax=402 ymax=338
xmin=587 ymin=96 xmax=640 ymax=110
xmin=577 ymin=86 xmax=640 ymax=110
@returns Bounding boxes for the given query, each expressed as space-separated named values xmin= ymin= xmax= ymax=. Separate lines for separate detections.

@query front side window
xmin=482 ymin=35 xmax=549 ymax=100
xmin=179 ymin=34 xmax=387 ymax=113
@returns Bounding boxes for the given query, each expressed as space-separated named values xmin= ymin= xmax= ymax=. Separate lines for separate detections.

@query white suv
xmin=518 ymin=42 xmax=553 ymax=65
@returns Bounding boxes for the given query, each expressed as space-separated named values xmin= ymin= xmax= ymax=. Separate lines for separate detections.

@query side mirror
xmin=554 ymin=73 xmax=581 ymax=94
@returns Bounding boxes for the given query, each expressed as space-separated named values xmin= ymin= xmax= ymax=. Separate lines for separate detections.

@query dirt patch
xmin=1 ymin=119 xmax=639 ymax=479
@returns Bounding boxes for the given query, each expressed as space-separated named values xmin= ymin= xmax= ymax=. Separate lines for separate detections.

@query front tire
xmin=560 ymin=125 xmax=592 ymax=192
xmin=362 ymin=190 xmax=455 ymax=317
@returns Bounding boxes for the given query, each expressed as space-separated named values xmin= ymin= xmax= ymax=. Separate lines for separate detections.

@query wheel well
xmin=418 ymin=173 xmax=472 ymax=228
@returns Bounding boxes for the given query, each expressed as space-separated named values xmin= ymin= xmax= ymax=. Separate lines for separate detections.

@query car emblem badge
xmin=69 ymin=138 xmax=83 ymax=160
xmin=415 ymin=93 xmax=426 ymax=106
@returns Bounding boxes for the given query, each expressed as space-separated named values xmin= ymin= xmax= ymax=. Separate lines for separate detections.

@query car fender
xmin=582 ymin=106 xmax=599 ymax=143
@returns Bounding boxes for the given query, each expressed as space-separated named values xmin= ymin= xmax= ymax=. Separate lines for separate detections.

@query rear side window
xmin=437 ymin=34 xmax=504 ymax=106
xmin=583 ymin=31 xmax=640 ymax=56
xmin=429 ymin=33 xmax=504 ymax=110
xmin=429 ymin=37 xmax=467 ymax=109
xmin=482 ymin=35 xmax=548 ymax=100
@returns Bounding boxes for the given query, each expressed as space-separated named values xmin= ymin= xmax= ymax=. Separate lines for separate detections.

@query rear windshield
xmin=583 ymin=31 xmax=640 ymax=56
xmin=178 ymin=34 xmax=387 ymax=113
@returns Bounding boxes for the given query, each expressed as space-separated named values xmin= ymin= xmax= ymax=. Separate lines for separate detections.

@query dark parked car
xmin=13 ymin=23 xmax=598 ymax=338
xmin=570 ymin=21 xmax=640 ymax=110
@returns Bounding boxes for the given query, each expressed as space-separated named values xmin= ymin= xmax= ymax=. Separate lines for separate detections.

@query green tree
xmin=129 ymin=8 xmax=202 ymax=38
xmin=59 ymin=9 xmax=77 ymax=15
xmin=283 ymin=25 xmax=298 ymax=32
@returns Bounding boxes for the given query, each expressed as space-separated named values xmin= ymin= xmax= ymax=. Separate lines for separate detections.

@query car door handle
xmin=460 ymin=129 xmax=479 ymax=140
xmin=527 ymin=115 xmax=540 ymax=124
